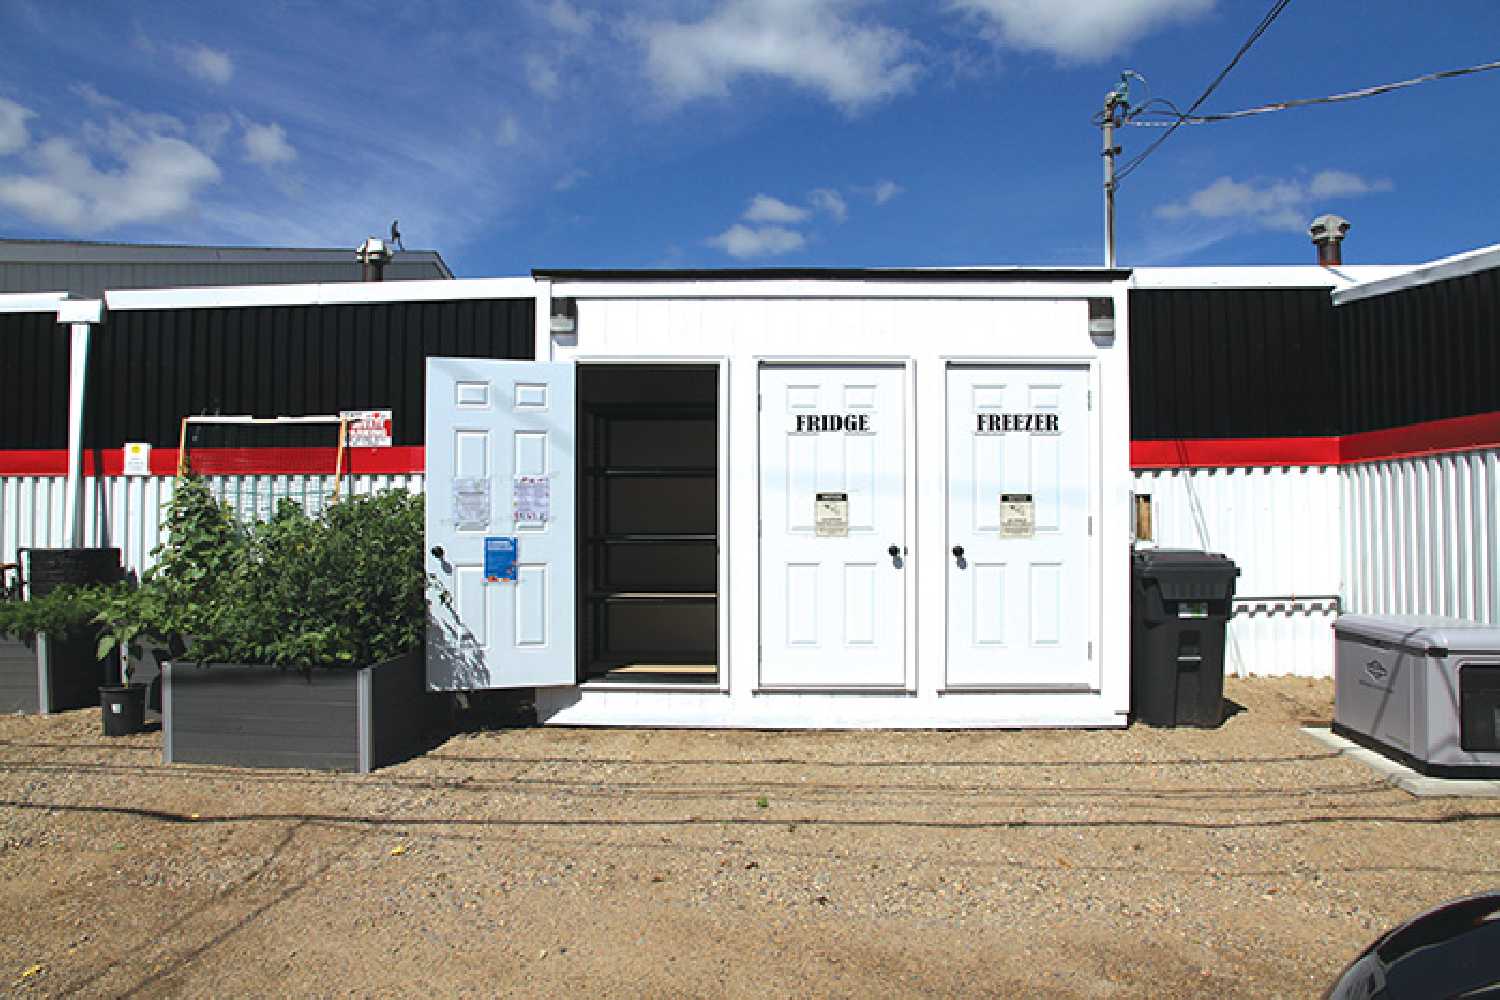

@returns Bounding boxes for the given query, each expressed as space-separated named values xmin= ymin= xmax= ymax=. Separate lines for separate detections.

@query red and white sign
xmin=341 ymin=410 xmax=393 ymax=448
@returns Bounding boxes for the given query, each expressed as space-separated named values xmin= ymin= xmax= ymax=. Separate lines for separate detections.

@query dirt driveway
xmin=1 ymin=676 xmax=1497 ymax=998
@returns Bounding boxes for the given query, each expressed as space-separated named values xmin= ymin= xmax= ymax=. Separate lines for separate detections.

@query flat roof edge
xmin=1132 ymin=265 xmax=1413 ymax=291
xmin=532 ymin=267 xmax=1133 ymax=283
xmin=1333 ymin=243 xmax=1500 ymax=306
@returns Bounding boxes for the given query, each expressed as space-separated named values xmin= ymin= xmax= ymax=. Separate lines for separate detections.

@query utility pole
xmin=1101 ymin=78 xmax=1129 ymax=268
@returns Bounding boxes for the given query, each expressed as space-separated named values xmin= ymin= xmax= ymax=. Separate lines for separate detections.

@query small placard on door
xmin=484 ymin=536 xmax=518 ymax=583
xmin=513 ymin=475 xmax=550 ymax=524
xmin=453 ymin=477 xmax=492 ymax=531
xmin=1000 ymin=493 xmax=1035 ymax=539
xmin=814 ymin=492 xmax=850 ymax=537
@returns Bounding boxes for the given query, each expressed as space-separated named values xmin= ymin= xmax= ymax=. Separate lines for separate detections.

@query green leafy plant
xmin=93 ymin=475 xmax=244 ymax=666
xmin=179 ymin=489 xmax=425 ymax=670
xmin=0 ymin=582 xmax=120 ymax=643
xmin=91 ymin=475 xmax=426 ymax=672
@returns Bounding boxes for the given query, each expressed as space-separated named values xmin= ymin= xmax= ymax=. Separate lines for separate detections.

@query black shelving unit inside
xmin=577 ymin=366 xmax=718 ymax=683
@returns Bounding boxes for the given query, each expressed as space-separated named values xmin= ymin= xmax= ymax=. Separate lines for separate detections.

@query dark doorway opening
xmin=577 ymin=365 xmax=718 ymax=684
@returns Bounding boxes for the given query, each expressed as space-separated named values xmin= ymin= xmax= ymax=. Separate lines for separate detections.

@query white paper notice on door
xmin=513 ymin=475 xmax=551 ymax=524
xmin=453 ymin=477 xmax=492 ymax=531
xmin=1000 ymin=493 xmax=1035 ymax=539
xmin=814 ymin=492 xmax=850 ymax=537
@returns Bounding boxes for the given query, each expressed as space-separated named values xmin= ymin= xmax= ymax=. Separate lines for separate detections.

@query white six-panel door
xmin=946 ymin=365 xmax=1094 ymax=689
xmin=759 ymin=365 xmax=907 ymax=689
xmin=426 ymin=358 xmax=576 ymax=690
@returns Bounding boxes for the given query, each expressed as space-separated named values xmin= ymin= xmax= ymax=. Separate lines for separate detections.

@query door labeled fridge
xmin=759 ymin=365 xmax=908 ymax=689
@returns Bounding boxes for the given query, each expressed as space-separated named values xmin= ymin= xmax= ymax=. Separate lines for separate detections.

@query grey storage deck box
xmin=1334 ymin=614 xmax=1500 ymax=777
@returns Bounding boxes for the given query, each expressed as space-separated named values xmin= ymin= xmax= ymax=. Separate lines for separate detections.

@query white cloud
xmin=540 ymin=0 xmax=593 ymax=35
xmin=744 ymin=193 xmax=809 ymax=224
xmin=1155 ymin=171 xmax=1393 ymax=232
xmin=0 ymin=132 xmax=220 ymax=231
xmin=195 ymin=113 xmax=234 ymax=154
xmin=1308 ymin=169 xmax=1389 ymax=200
xmin=496 ymin=112 xmax=522 ymax=147
xmin=0 ymin=98 xmax=35 ymax=156
xmin=808 ymin=188 xmax=848 ymax=222
xmin=242 ymin=120 xmax=296 ymax=167
xmin=177 ymin=43 xmax=234 ymax=85
xmin=708 ymin=223 xmax=806 ymax=258
xmin=554 ymin=167 xmax=589 ymax=191
xmin=638 ymin=0 xmax=920 ymax=113
xmin=70 ymin=84 xmax=121 ymax=110
xmin=951 ymin=0 xmax=1214 ymax=62
xmin=525 ymin=53 xmax=561 ymax=99
xmin=872 ymin=179 xmax=902 ymax=205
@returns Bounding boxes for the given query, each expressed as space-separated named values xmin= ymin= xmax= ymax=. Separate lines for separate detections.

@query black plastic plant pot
xmin=100 ymin=684 xmax=147 ymax=736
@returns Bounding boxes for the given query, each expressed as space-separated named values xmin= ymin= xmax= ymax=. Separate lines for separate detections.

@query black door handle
xmin=952 ymin=545 xmax=965 ymax=560
xmin=887 ymin=544 xmax=900 ymax=559
xmin=430 ymin=545 xmax=445 ymax=560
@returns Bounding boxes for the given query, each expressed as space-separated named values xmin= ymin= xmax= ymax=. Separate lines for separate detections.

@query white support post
xmin=534 ymin=277 xmax=553 ymax=362
xmin=57 ymin=299 xmax=104 ymax=548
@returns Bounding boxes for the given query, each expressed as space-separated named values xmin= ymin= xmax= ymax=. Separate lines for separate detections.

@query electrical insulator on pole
xmin=1101 ymin=74 xmax=1131 ymax=268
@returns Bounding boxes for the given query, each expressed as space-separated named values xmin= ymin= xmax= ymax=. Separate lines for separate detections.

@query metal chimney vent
xmin=1308 ymin=214 xmax=1351 ymax=267
xmin=356 ymin=236 xmax=393 ymax=281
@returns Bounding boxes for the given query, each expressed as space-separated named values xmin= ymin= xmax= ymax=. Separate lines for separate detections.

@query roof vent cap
xmin=1308 ymin=214 xmax=1351 ymax=267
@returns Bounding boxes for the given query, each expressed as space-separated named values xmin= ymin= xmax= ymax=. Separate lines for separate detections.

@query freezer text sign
xmin=791 ymin=413 xmax=872 ymax=434
xmin=975 ymin=412 xmax=1060 ymax=435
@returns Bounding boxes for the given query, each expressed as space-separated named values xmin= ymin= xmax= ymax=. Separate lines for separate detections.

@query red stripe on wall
xmin=4 ymin=411 xmax=1500 ymax=476
xmin=1130 ymin=436 xmax=1341 ymax=469
xmin=0 ymin=446 xmax=427 ymax=477
xmin=1340 ymin=411 xmax=1500 ymax=465
xmin=1133 ymin=412 xmax=1500 ymax=469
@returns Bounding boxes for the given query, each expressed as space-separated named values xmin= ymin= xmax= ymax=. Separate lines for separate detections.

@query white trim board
xmin=550 ymin=280 xmax=1125 ymax=300
xmin=1131 ymin=265 xmax=1411 ymax=291
xmin=0 ymin=292 xmax=68 ymax=313
xmin=536 ymin=686 xmax=1126 ymax=729
xmin=1333 ymin=242 xmax=1500 ymax=305
xmin=104 ymin=276 xmax=536 ymax=312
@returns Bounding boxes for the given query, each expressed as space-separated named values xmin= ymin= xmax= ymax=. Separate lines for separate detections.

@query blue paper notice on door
xmin=484 ymin=536 xmax=518 ymax=583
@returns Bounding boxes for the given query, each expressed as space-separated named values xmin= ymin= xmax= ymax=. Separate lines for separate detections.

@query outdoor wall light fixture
xmin=1088 ymin=297 xmax=1115 ymax=341
xmin=550 ymin=296 xmax=578 ymax=334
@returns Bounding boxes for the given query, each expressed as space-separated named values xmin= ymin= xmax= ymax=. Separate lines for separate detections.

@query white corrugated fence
xmin=1133 ymin=465 xmax=1342 ymax=677
xmin=7 ymin=454 xmax=1493 ymax=680
xmin=2 ymin=474 xmax=424 ymax=582
xmin=1342 ymin=449 xmax=1499 ymax=623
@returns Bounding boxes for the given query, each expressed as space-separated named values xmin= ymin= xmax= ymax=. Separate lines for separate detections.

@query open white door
xmin=426 ymin=358 xmax=575 ymax=689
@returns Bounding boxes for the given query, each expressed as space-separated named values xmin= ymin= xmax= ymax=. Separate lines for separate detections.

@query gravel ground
xmin=1 ymin=676 xmax=1498 ymax=998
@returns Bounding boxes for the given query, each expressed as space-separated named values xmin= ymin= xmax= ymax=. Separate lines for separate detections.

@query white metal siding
xmin=1133 ymin=465 xmax=1341 ymax=677
xmin=1225 ymin=605 xmax=1338 ymax=678
xmin=1342 ymin=450 xmax=1500 ymax=623
xmin=2 ymin=474 xmax=423 ymax=581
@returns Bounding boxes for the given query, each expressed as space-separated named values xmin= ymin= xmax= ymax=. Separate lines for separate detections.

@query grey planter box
xmin=0 ymin=633 xmax=40 ymax=714
xmin=0 ymin=633 xmax=117 ymax=714
xmin=162 ymin=648 xmax=442 ymax=772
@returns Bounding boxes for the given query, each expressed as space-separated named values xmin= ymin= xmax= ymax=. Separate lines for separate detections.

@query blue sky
xmin=1 ymin=1 xmax=1496 ymax=275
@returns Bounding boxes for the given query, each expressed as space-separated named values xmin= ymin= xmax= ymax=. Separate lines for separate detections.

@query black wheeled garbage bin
xmin=1131 ymin=549 xmax=1239 ymax=727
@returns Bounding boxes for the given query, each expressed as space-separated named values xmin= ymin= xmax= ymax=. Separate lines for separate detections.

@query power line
xmin=1123 ymin=58 xmax=1500 ymax=126
xmin=1114 ymin=0 xmax=1292 ymax=185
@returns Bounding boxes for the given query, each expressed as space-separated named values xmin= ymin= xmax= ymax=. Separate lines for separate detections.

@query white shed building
xmin=423 ymin=268 xmax=1134 ymax=727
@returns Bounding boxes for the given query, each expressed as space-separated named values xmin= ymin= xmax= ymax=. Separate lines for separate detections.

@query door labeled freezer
xmin=759 ymin=365 xmax=907 ymax=689
xmin=426 ymin=358 xmax=575 ymax=689
xmin=946 ymin=365 xmax=1094 ymax=688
